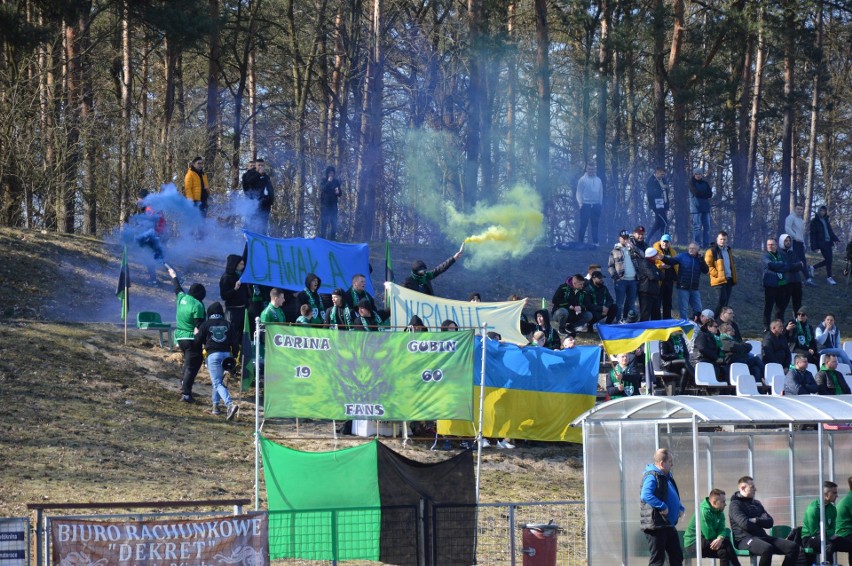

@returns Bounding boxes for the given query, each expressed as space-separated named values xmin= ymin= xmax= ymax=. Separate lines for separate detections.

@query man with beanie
xmin=243 ymin=158 xmax=274 ymax=234
xmin=637 ymin=247 xmax=662 ymax=321
xmin=403 ymin=243 xmax=464 ymax=296
xmin=325 ymin=288 xmax=353 ymax=330
xmin=168 ymin=266 xmax=206 ymax=403
xmin=689 ymin=168 xmax=712 ymax=247
xmin=576 ymin=162 xmax=603 ymax=246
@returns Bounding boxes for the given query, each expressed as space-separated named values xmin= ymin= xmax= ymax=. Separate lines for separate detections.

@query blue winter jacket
xmin=640 ymin=463 xmax=684 ymax=529
xmin=661 ymin=252 xmax=708 ymax=291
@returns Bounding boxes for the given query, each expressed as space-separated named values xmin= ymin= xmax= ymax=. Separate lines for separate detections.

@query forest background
xmin=0 ymin=0 xmax=850 ymax=249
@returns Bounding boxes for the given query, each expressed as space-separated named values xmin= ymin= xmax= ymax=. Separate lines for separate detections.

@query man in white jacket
xmin=576 ymin=163 xmax=603 ymax=246
xmin=785 ymin=203 xmax=815 ymax=286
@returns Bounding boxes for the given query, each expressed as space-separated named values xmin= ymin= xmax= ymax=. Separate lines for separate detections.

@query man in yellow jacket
xmin=184 ymin=156 xmax=210 ymax=217
xmin=705 ymin=231 xmax=737 ymax=316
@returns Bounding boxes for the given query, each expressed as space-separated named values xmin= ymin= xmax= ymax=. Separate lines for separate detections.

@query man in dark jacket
xmin=403 ymin=244 xmax=464 ymax=296
xmin=219 ymin=253 xmax=250 ymax=355
xmin=784 ymin=353 xmax=818 ymax=395
xmin=640 ymin=448 xmax=684 ymax=566
xmin=762 ymin=319 xmax=792 ymax=368
xmin=688 ymin=168 xmax=713 ymax=247
xmin=778 ymin=234 xmax=804 ymax=317
xmin=691 ymin=320 xmax=724 ymax=380
xmin=637 ymin=247 xmax=662 ymax=322
xmin=729 ymin=476 xmax=802 ymax=566
xmin=809 ymin=205 xmax=840 ymax=284
xmin=761 ymin=238 xmax=793 ymax=332
xmin=243 ymin=158 xmax=274 ymax=234
xmin=646 ymin=167 xmax=669 ymax=241
xmin=552 ymin=274 xmax=594 ymax=333
xmin=814 ymin=353 xmax=852 ymax=395
xmin=586 ymin=270 xmax=616 ymax=326
xmin=194 ymin=301 xmax=239 ymax=420
xmin=319 ymin=166 xmax=342 ymax=240
xmin=660 ymin=242 xmax=707 ymax=321
xmin=786 ymin=307 xmax=818 ymax=364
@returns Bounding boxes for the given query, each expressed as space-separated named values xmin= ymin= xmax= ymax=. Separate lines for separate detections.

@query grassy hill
xmin=1 ymin=226 xmax=849 ymax=518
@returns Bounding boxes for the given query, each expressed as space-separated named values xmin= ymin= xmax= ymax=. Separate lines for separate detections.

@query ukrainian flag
xmin=438 ymin=337 xmax=600 ymax=443
xmin=597 ymin=318 xmax=696 ymax=356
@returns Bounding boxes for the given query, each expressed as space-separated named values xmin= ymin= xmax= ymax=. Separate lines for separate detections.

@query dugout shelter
xmin=572 ymin=395 xmax=852 ymax=564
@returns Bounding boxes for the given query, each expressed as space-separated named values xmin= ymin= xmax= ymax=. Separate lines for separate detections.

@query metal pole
xmin=619 ymin=423 xmax=627 ymax=566
xmin=693 ymin=413 xmax=702 ymax=563
xmin=254 ymin=317 xmax=261 ymax=511
xmin=509 ymin=504 xmax=516 ymax=566
xmin=583 ymin=422 xmax=592 ymax=565
xmin=817 ymin=425 xmax=826 ymax=565
xmin=473 ymin=324 xmax=487 ymax=564
xmin=35 ymin=509 xmax=42 ymax=566
xmin=788 ymin=424 xmax=796 ymax=527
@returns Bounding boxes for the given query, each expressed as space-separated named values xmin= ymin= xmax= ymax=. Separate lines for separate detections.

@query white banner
xmin=386 ymin=282 xmax=529 ymax=345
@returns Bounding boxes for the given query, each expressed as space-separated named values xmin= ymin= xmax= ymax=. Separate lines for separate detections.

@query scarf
xmin=330 ymin=305 xmax=353 ymax=327
xmin=304 ymin=288 xmax=326 ymax=322
xmin=795 ymin=321 xmax=812 ymax=347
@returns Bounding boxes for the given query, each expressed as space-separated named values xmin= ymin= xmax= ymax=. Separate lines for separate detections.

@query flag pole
xmin=124 ymin=262 xmax=129 ymax=345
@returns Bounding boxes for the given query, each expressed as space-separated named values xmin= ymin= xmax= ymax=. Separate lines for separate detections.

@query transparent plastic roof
xmin=571 ymin=395 xmax=852 ymax=425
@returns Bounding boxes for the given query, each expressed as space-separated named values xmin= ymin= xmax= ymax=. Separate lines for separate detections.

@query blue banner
xmin=241 ymin=231 xmax=374 ymax=295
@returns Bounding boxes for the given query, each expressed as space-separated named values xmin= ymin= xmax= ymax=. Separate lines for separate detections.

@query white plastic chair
xmin=844 ymin=341 xmax=852 ymax=360
xmin=807 ymin=363 xmax=817 ymax=377
xmin=694 ymin=362 xmax=728 ymax=393
xmin=837 ymin=362 xmax=850 ymax=376
xmin=746 ymin=339 xmax=762 ymax=358
xmin=771 ymin=373 xmax=786 ymax=396
xmin=728 ymin=362 xmax=750 ymax=386
xmin=736 ymin=374 xmax=762 ymax=396
xmin=764 ymin=363 xmax=785 ymax=395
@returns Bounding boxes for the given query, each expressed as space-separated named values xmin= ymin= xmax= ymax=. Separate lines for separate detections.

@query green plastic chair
xmin=730 ymin=528 xmax=758 ymax=566
xmin=136 ymin=311 xmax=174 ymax=350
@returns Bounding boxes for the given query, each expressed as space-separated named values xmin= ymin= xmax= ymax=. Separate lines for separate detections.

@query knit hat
xmin=412 ymin=260 xmax=427 ymax=274
xmin=188 ymin=283 xmax=206 ymax=302
xmin=701 ymin=309 xmax=714 ymax=319
xmin=331 ymin=288 xmax=345 ymax=297
xmin=694 ymin=168 xmax=705 ymax=175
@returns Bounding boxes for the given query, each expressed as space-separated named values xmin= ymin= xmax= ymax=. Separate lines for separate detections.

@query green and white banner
xmin=386 ymin=282 xmax=529 ymax=345
xmin=264 ymin=326 xmax=475 ymax=420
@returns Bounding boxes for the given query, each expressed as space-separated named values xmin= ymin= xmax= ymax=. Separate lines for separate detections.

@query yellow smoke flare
xmin=448 ymin=185 xmax=544 ymax=269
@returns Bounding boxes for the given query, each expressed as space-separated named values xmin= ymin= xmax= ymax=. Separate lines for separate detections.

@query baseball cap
xmin=661 ymin=234 xmax=672 ymax=242
xmin=331 ymin=288 xmax=345 ymax=297
xmin=644 ymin=248 xmax=658 ymax=258
xmin=591 ymin=270 xmax=604 ymax=279
xmin=618 ymin=229 xmax=630 ymax=239
xmin=634 ymin=226 xmax=646 ymax=233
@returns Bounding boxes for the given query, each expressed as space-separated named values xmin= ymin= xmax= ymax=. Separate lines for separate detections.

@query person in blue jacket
xmin=640 ymin=448 xmax=685 ymax=566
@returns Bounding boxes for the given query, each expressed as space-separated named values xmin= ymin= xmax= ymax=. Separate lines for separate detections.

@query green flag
xmin=116 ymin=246 xmax=130 ymax=320
xmin=264 ymin=326 xmax=474 ymax=420
xmin=384 ymin=240 xmax=393 ymax=283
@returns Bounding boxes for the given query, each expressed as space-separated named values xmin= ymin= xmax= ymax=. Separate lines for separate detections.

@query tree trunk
xmin=505 ymin=1 xmax=517 ymax=187
xmin=745 ymin=3 xmax=765 ymax=205
xmin=667 ymin=0 xmax=688 ymax=243
xmin=732 ymin=9 xmax=754 ymax=246
xmin=355 ymin=0 xmax=383 ymax=241
xmin=205 ymin=0 xmax=221 ymax=178
xmin=463 ymin=0 xmax=484 ymax=210
xmin=803 ymin=0 xmax=823 ymax=216
xmin=162 ymin=35 xmax=179 ymax=179
xmin=533 ymin=0 xmax=550 ymax=203
xmin=248 ymin=48 xmax=256 ymax=161
xmin=778 ymin=0 xmax=796 ymax=234
xmin=651 ymin=0 xmax=666 ymax=168
xmin=118 ymin=0 xmax=132 ymax=224
xmin=81 ymin=7 xmax=96 ymax=235
xmin=595 ymin=0 xmax=611 ymax=207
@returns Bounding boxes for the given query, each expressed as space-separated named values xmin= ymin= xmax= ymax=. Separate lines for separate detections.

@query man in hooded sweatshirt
xmin=298 ymin=273 xmax=326 ymax=324
xmin=778 ymin=233 xmax=804 ymax=318
xmin=194 ymin=301 xmax=239 ymax=420
xmin=219 ymin=253 xmax=250 ymax=354
xmin=168 ymin=266 xmax=206 ymax=403
xmin=729 ymin=476 xmax=803 ymax=565
xmin=683 ymin=488 xmax=740 ymax=565
xmin=640 ymin=448 xmax=685 ymax=566
xmin=403 ymin=243 xmax=464 ymax=296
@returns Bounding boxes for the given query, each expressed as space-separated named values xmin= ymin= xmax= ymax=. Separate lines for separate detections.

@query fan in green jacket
xmin=837 ymin=476 xmax=852 ymax=539
xmin=683 ymin=489 xmax=740 ymax=565
xmin=802 ymin=480 xmax=852 ymax=562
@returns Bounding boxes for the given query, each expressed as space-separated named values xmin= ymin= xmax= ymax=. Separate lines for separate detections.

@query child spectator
xmin=194 ymin=302 xmax=239 ymax=420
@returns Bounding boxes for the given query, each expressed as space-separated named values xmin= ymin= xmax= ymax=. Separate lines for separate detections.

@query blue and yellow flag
xmin=438 ymin=337 xmax=600 ymax=443
xmin=597 ymin=318 xmax=696 ymax=356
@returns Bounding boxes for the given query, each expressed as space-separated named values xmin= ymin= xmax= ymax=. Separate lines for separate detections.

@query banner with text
xmin=264 ymin=325 xmax=474 ymax=420
xmin=241 ymin=231 xmax=374 ymax=295
xmin=51 ymin=513 xmax=268 ymax=566
xmin=386 ymin=282 xmax=529 ymax=345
